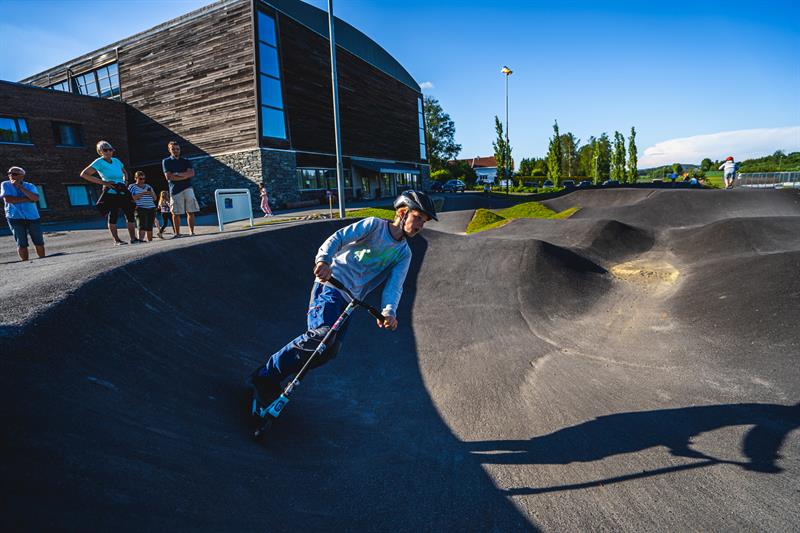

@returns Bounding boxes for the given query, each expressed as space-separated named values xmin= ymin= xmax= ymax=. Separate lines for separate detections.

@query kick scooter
xmin=251 ymin=277 xmax=386 ymax=441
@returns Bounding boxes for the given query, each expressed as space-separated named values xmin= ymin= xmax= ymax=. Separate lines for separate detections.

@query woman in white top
xmin=80 ymin=140 xmax=140 ymax=245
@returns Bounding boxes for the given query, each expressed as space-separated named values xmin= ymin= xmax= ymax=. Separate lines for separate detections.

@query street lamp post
xmin=328 ymin=0 xmax=345 ymax=218
xmin=501 ymin=66 xmax=513 ymax=195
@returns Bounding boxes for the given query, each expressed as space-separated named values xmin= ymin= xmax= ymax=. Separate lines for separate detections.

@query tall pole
xmin=501 ymin=66 xmax=512 ymax=195
xmin=328 ymin=0 xmax=345 ymax=218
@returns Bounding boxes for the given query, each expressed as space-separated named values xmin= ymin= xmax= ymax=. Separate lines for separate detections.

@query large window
xmin=418 ymin=97 xmax=426 ymax=161
xmin=296 ymin=169 xmax=352 ymax=191
xmin=257 ymin=11 xmax=287 ymax=140
xmin=0 ymin=116 xmax=32 ymax=144
xmin=66 ymin=185 xmax=98 ymax=207
xmin=53 ymin=122 xmax=83 ymax=147
xmin=396 ymin=172 xmax=419 ymax=191
xmin=68 ymin=63 xmax=120 ymax=99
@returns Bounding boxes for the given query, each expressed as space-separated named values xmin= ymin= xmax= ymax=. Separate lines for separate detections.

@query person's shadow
xmin=468 ymin=402 xmax=800 ymax=495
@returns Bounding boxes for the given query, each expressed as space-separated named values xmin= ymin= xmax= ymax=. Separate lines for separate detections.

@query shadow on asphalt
xmin=469 ymin=402 xmax=800 ymax=495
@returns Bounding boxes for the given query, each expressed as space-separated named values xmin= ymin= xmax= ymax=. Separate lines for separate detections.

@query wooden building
xmin=8 ymin=0 xmax=428 ymax=218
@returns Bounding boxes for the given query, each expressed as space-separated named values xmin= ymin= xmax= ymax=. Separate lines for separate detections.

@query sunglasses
xmin=8 ymin=172 xmax=23 ymax=176
xmin=102 ymin=148 xmax=115 ymax=152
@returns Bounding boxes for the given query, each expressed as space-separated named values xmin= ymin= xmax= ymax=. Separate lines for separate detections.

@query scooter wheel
xmin=253 ymin=418 xmax=273 ymax=441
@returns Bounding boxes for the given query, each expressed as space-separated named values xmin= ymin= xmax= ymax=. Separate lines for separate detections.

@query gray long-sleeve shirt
xmin=315 ymin=217 xmax=411 ymax=316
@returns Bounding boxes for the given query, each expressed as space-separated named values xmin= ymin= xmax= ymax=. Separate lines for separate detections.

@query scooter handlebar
xmin=326 ymin=277 xmax=386 ymax=324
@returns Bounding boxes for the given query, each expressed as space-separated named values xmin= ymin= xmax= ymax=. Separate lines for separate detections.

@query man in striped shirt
xmin=128 ymin=171 xmax=158 ymax=242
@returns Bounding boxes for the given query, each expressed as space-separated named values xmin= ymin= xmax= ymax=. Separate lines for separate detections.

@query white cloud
xmin=639 ymin=127 xmax=800 ymax=168
xmin=419 ymin=81 xmax=434 ymax=90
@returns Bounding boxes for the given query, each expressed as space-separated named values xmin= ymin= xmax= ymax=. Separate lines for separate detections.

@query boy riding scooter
xmin=248 ymin=190 xmax=438 ymax=413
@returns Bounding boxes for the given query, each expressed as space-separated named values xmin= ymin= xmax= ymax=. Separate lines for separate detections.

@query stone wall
xmin=191 ymin=149 xmax=262 ymax=209
xmin=189 ymin=147 xmax=300 ymax=210
xmin=261 ymin=149 xmax=299 ymax=208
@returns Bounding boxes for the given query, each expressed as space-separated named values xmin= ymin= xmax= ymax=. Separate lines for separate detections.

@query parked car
xmin=524 ymin=181 xmax=542 ymax=188
xmin=443 ymin=179 xmax=466 ymax=193
xmin=430 ymin=181 xmax=443 ymax=192
xmin=562 ymin=180 xmax=576 ymax=188
xmin=602 ymin=180 xmax=620 ymax=186
xmin=542 ymin=180 xmax=555 ymax=188
xmin=577 ymin=180 xmax=592 ymax=188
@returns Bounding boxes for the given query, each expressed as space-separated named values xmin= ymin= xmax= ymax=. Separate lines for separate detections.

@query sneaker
xmin=248 ymin=371 xmax=282 ymax=407
xmin=157 ymin=232 xmax=164 ymax=240
xmin=172 ymin=233 xmax=184 ymax=239
xmin=114 ymin=240 xmax=127 ymax=246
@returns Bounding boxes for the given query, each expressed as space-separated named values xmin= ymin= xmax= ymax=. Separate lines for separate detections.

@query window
xmin=296 ymin=169 xmax=352 ymax=191
xmin=74 ymin=71 xmax=99 ymax=97
xmin=0 ymin=116 xmax=32 ymax=144
xmin=70 ymin=63 xmax=120 ymax=99
xmin=257 ymin=11 xmax=287 ymax=140
xmin=53 ymin=122 xmax=83 ymax=147
xmin=95 ymin=63 xmax=120 ymax=98
xmin=34 ymin=185 xmax=47 ymax=210
xmin=50 ymin=80 xmax=70 ymax=92
xmin=66 ymin=184 xmax=98 ymax=207
xmin=417 ymin=97 xmax=426 ymax=160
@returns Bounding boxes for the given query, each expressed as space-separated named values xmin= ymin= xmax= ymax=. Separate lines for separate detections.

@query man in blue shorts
xmin=248 ymin=190 xmax=438 ymax=404
xmin=1 ymin=166 xmax=46 ymax=261
xmin=162 ymin=141 xmax=199 ymax=237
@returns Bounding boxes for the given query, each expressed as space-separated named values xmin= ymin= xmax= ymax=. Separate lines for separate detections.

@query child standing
xmin=258 ymin=183 xmax=273 ymax=217
xmin=128 ymin=171 xmax=158 ymax=242
xmin=157 ymin=190 xmax=173 ymax=238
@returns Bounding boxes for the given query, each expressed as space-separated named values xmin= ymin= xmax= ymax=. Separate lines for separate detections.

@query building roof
xmin=450 ymin=156 xmax=497 ymax=169
xmin=19 ymin=0 xmax=421 ymax=93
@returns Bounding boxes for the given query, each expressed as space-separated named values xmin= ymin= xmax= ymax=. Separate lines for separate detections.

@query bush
xmin=431 ymin=169 xmax=451 ymax=182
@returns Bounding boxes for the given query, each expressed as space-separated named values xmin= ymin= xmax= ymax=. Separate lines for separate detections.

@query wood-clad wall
xmin=121 ymin=0 xmax=258 ymax=165
xmin=277 ymin=14 xmax=422 ymax=164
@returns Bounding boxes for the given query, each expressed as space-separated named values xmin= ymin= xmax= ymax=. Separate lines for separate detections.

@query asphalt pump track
xmin=1 ymin=189 xmax=798 ymax=531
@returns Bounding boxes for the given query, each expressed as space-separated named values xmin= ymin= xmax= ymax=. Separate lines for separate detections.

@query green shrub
xmin=431 ymin=169 xmax=451 ymax=182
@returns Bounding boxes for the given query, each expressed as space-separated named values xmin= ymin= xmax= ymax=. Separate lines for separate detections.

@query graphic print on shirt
xmin=352 ymin=246 xmax=403 ymax=270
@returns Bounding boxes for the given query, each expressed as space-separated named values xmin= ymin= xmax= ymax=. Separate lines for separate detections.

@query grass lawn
xmin=346 ymin=207 xmax=395 ymax=220
xmin=467 ymin=202 xmax=579 ymax=234
xmin=704 ymin=170 xmax=723 ymax=188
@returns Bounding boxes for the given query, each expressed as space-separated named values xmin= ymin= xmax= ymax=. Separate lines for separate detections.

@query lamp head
xmin=501 ymin=66 xmax=513 ymax=75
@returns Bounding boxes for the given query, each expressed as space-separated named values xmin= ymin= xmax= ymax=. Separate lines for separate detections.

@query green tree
xmin=546 ymin=120 xmax=563 ymax=183
xmin=593 ymin=133 xmax=612 ymax=183
xmin=492 ymin=116 xmax=513 ymax=184
xmin=423 ymin=96 xmax=461 ymax=170
xmin=560 ymin=132 xmax=580 ymax=178
xmin=612 ymin=131 xmax=626 ymax=181
xmin=577 ymin=136 xmax=596 ymax=178
xmin=627 ymin=127 xmax=638 ymax=183
xmin=672 ymin=163 xmax=684 ymax=175
xmin=700 ymin=158 xmax=713 ymax=172
xmin=447 ymin=160 xmax=478 ymax=185
xmin=518 ymin=157 xmax=536 ymax=177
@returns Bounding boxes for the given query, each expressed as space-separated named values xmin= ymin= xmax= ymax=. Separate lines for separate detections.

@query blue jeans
xmin=259 ymin=282 xmax=351 ymax=384
xmin=7 ymin=218 xmax=44 ymax=248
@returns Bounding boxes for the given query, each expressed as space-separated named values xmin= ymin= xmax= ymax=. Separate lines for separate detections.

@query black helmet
xmin=393 ymin=190 xmax=438 ymax=221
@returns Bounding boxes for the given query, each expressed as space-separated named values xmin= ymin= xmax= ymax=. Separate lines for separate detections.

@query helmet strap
xmin=400 ymin=209 xmax=410 ymax=238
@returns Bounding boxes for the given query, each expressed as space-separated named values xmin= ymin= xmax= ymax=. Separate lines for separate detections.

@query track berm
xmin=1 ymin=188 xmax=798 ymax=531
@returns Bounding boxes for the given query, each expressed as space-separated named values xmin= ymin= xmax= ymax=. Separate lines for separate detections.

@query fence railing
xmin=736 ymin=172 xmax=800 ymax=189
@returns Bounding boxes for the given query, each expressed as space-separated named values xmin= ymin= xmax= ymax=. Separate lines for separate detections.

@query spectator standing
xmin=719 ymin=156 xmax=737 ymax=189
xmin=258 ymin=183 xmax=273 ymax=217
xmin=1 ymin=166 xmax=45 ymax=261
xmin=128 ymin=171 xmax=158 ymax=242
xmin=162 ymin=141 xmax=198 ymax=237
xmin=157 ymin=190 xmax=172 ymax=239
xmin=80 ymin=140 xmax=139 ymax=246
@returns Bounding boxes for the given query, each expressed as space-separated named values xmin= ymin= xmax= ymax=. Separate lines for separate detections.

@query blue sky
xmin=2 ymin=0 xmax=798 ymax=166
